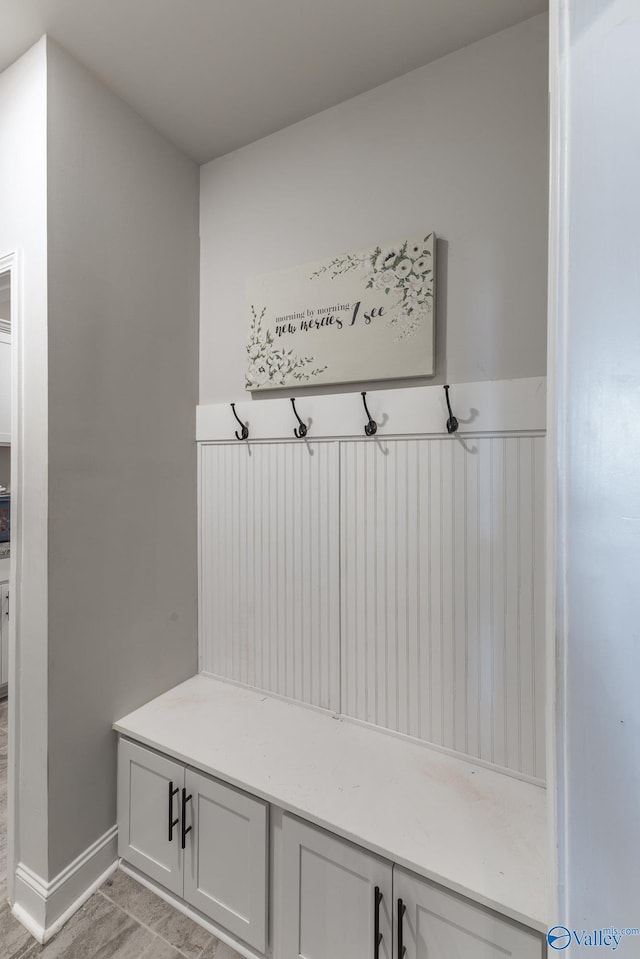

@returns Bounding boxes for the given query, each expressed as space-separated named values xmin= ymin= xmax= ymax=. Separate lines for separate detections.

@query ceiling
xmin=0 ymin=0 xmax=547 ymax=164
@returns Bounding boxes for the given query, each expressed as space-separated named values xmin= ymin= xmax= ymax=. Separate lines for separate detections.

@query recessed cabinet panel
xmin=117 ymin=739 xmax=184 ymax=896
xmin=393 ymin=867 xmax=543 ymax=959
xmin=183 ymin=768 xmax=268 ymax=953
xmin=280 ymin=814 xmax=393 ymax=959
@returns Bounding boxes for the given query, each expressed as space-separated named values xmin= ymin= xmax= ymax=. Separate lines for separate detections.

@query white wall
xmin=552 ymin=0 xmax=640 ymax=932
xmin=44 ymin=39 xmax=200 ymax=883
xmin=200 ymin=14 xmax=548 ymax=405
xmin=0 ymin=38 xmax=49 ymax=886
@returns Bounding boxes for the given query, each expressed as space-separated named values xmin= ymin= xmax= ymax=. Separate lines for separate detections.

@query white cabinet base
xmin=184 ymin=769 xmax=268 ymax=953
xmin=115 ymin=679 xmax=547 ymax=959
xmin=394 ymin=867 xmax=543 ymax=959
xmin=118 ymin=739 xmax=184 ymax=896
xmin=117 ymin=739 xmax=268 ymax=954
xmin=279 ymin=814 xmax=393 ymax=959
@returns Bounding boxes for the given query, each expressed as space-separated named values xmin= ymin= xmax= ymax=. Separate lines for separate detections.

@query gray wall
xmin=553 ymin=0 xmax=640 ymax=931
xmin=200 ymin=14 xmax=548 ymax=403
xmin=46 ymin=40 xmax=199 ymax=876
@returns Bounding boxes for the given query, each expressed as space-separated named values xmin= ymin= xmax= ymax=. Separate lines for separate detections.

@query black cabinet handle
xmin=397 ymin=898 xmax=406 ymax=959
xmin=374 ymin=886 xmax=383 ymax=959
xmin=181 ymin=788 xmax=192 ymax=850
xmin=168 ymin=781 xmax=179 ymax=842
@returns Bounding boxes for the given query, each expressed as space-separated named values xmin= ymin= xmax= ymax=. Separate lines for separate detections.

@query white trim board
xmin=0 ymin=248 xmax=22 ymax=910
xmin=197 ymin=376 xmax=546 ymax=442
xmin=12 ymin=825 xmax=118 ymax=944
xmin=545 ymin=0 xmax=564 ymax=926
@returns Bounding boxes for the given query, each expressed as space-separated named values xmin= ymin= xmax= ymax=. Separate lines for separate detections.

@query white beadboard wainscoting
xmin=199 ymin=441 xmax=341 ymax=712
xmin=198 ymin=377 xmax=546 ymax=782
xmin=340 ymin=435 xmax=545 ymax=780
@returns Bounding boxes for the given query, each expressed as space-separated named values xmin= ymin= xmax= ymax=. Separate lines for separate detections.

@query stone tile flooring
xmin=0 ymin=699 xmax=243 ymax=959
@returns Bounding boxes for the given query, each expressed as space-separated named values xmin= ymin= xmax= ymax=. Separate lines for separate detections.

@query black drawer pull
xmin=168 ymin=781 xmax=179 ymax=842
xmin=397 ymin=898 xmax=406 ymax=959
xmin=374 ymin=886 xmax=383 ymax=959
xmin=181 ymin=788 xmax=192 ymax=850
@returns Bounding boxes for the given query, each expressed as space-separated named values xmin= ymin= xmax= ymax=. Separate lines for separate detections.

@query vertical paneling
xmin=199 ymin=442 xmax=340 ymax=712
xmin=199 ymin=432 xmax=545 ymax=781
xmin=340 ymin=435 xmax=546 ymax=780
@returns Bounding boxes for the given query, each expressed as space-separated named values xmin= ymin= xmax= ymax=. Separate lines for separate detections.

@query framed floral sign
xmin=245 ymin=232 xmax=435 ymax=391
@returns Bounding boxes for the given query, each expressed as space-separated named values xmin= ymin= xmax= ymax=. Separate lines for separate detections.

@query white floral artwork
xmin=245 ymin=232 xmax=435 ymax=391
xmin=310 ymin=233 xmax=434 ymax=341
xmin=245 ymin=307 xmax=327 ymax=390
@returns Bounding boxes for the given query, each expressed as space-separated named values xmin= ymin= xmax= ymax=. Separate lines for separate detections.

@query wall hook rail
xmin=230 ymin=403 xmax=249 ymax=441
xmin=443 ymin=385 xmax=459 ymax=434
xmin=290 ymin=398 xmax=308 ymax=438
xmin=361 ymin=391 xmax=378 ymax=436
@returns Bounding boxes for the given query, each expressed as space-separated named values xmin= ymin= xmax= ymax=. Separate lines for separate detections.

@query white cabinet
xmin=118 ymin=739 xmax=268 ymax=953
xmin=115 ymin=692 xmax=546 ymax=959
xmin=279 ymin=815 xmax=543 ymax=959
xmin=184 ymin=768 xmax=268 ymax=952
xmin=394 ymin=866 xmax=543 ymax=959
xmin=279 ymin=814 xmax=393 ymax=959
xmin=117 ymin=740 xmax=184 ymax=895
xmin=0 ymin=582 xmax=8 ymax=690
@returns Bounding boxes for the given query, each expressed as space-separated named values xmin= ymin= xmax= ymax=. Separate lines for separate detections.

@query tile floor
xmin=0 ymin=699 xmax=243 ymax=959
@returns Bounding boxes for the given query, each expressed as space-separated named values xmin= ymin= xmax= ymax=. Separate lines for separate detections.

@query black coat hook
xmin=361 ymin=391 xmax=378 ymax=436
xmin=290 ymin=398 xmax=308 ymax=438
xmin=230 ymin=403 xmax=249 ymax=441
xmin=443 ymin=385 xmax=459 ymax=434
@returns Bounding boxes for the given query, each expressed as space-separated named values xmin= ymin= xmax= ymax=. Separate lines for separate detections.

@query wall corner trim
xmin=12 ymin=825 xmax=118 ymax=943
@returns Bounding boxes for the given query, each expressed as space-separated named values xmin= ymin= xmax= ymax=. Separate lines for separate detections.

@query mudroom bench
xmin=114 ymin=674 xmax=548 ymax=959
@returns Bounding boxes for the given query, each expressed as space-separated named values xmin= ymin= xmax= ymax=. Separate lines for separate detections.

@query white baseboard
xmin=12 ymin=825 xmax=118 ymax=944
xmin=119 ymin=860 xmax=263 ymax=959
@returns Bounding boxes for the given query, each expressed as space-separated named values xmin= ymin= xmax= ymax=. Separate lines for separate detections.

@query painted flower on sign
xmin=375 ymin=246 xmax=400 ymax=272
xmin=245 ymin=306 xmax=327 ymax=390
xmin=395 ymin=258 xmax=413 ymax=279
xmin=310 ymin=233 xmax=434 ymax=340
xmin=412 ymin=255 xmax=431 ymax=275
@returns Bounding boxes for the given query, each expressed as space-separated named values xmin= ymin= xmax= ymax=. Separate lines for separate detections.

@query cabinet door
xmin=0 ymin=584 xmax=8 ymax=687
xmin=117 ymin=739 xmax=184 ymax=896
xmin=393 ymin=867 xmax=544 ymax=959
xmin=280 ymin=814 xmax=393 ymax=959
xmin=183 ymin=768 xmax=268 ymax=953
